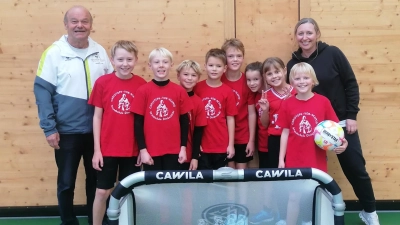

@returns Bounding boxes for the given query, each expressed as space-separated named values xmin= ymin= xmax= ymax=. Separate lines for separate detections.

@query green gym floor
xmin=0 ymin=212 xmax=399 ymax=225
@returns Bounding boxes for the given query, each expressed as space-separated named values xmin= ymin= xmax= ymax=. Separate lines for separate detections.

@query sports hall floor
xmin=0 ymin=212 xmax=399 ymax=225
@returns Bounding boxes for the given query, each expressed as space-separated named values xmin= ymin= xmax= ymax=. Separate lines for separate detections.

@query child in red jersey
xmin=131 ymin=47 xmax=193 ymax=171
xmin=176 ymin=59 xmax=207 ymax=225
xmin=176 ymin=60 xmax=207 ymax=170
xmin=245 ymin=62 xmax=278 ymax=224
xmin=277 ymin=62 xmax=348 ymax=225
xmin=221 ymin=39 xmax=256 ymax=169
xmin=259 ymin=57 xmax=296 ymax=168
xmin=89 ymin=40 xmax=147 ymax=225
xmin=194 ymin=48 xmax=238 ymax=169
xmin=244 ymin=62 xmax=269 ymax=167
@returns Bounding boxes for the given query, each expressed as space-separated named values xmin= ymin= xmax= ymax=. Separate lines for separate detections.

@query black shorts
xmin=96 ymin=156 xmax=140 ymax=189
xmin=198 ymin=153 xmax=227 ymax=170
xmin=180 ymin=162 xmax=190 ymax=170
xmin=267 ymin=135 xmax=281 ymax=168
xmin=143 ymin=154 xmax=180 ymax=171
xmin=227 ymin=144 xmax=253 ymax=163
xmin=258 ymin=151 xmax=270 ymax=168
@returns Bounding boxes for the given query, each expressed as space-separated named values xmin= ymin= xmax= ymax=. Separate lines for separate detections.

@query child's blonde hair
xmin=176 ymin=60 xmax=202 ymax=76
xmin=289 ymin=62 xmax=319 ymax=86
xmin=111 ymin=40 xmax=138 ymax=59
xmin=221 ymin=38 xmax=245 ymax=56
xmin=148 ymin=47 xmax=173 ymax=62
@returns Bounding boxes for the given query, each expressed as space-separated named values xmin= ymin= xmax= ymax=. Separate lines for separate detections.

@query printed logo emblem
xmin=91 ymin=53 xmax=105 ymax=64
xmin=111 ymin=91 xmax=134 ymax=114
xmin=149 ymin=97 xmax=176 ymax=120
xmin=291 ymin=112 xmax=318 ymax=137
xmin=272 ymin=113 xmax=280 ymax=129
xmin=200 ymin=203 xmax=249 ymax=225
xmin=203 ymin=97 xmax=221 ymax=119
xmin=232 ymin=89 xmax=240 ymax=106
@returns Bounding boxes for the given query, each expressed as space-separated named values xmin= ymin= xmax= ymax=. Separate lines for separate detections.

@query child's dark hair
xmin=205 ymin=48 xmax=227 ymax=65
xmin=245 ymin=61 xmax=262 ymax=74
xmin=262 ymin=57 xmax=286 ymax=75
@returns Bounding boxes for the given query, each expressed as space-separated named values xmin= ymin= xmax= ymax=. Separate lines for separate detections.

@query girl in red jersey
xmin=259 ymin=57 xmax=296 ymax=168
xmin=89 ymin=40 xmax=146 ymax=225
xmin=245 ymin=62 xmax=278 ymax=224
xmin=131 ymin=47 xmax=193 ymax=171
xmin=245 ymin=62 xmax=269 ymax=168
xmin=176 ymin=60 xmax=207 ymax=170
xmin=277 ymin=62 xmax=348 ymax=225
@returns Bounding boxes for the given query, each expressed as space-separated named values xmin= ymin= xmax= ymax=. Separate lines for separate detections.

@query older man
xmin=34 ymin=5 xmax=113 ymax=225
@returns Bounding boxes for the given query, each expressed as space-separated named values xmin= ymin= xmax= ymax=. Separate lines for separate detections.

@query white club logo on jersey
xmin=149 ymin=97 xmax=176 ymax=121
xmin=111 ymin=91 xmax=134 ymax=114
xmin=203 ymin=97 xmax=221 ymax=119
xmin=291 ymin=112 xmax=318 ymax=137
xmin=272 ymin=113 xmax=280 ymax=129
xmin=232 ymin=89 xmax=240 ymax=106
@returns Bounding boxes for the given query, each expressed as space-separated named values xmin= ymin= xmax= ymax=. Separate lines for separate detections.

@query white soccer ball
xmin=314 ymin=120 xmax=344 ymax=151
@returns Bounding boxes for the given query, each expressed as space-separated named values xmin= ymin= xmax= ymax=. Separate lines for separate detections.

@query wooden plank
xmin=224 ymin=0 xmax=236 ymax=39
xmin=236 ymin=0 xmax=299 ymax=65
xmin=300 ymin=0 xmax=311 ymax=18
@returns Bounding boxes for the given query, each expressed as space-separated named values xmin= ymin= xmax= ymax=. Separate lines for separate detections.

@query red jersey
xmin=255 ymin=92 xmax=269 ymax=152
xmin=186 ymin=93 xmax=208 ymax=162
xmin=221 ymin=73 xmax=255 ymax=144
xmin=88 ymin=73 xmax=147 ymax=157
xmin=131 ymin=81 xmax=193 ymax=157
xmin=278 ymin=93 xmax=339 ymax=172
xmin=194 ymin=80 xmax=238 ymax=153
xmin=266 ymin=86 xmax=296 ymax=135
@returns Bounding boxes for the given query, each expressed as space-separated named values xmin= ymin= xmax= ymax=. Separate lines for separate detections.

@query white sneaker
xmin=275 ymin=220 xmax=286 ymax=225
xmin=359 ymin=210 xmax=380 ymax=225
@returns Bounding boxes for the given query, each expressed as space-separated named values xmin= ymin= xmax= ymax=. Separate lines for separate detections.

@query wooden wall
xmin=300 ymin=0 xmax=400 ymax=200
xmin=0 ymin=0 xmax=398 ymax=207
xmin=0 ymin=0 xmax=234 ymax=207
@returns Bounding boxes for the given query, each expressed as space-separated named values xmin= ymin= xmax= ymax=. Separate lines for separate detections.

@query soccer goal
xmin=107 ymin=167 xmax=345 ymax=225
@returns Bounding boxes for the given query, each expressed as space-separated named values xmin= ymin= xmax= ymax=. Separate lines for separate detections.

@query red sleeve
xmin=131 ymin=86 xmax=147 ymax=115
xmin=179 ymin=87 xmax=193 ymax=115
xmin=277 ymin=100 xmax=290 ymax=129
xmin=226 ymin=88 xmax=238 ymax=116
xmin=88 ymin=79 xmax=103 ymax=108
xmin=324 ymin=97 xmax=339 ymax=122
xmin=194 ymin=99 xmax=207 ymax=126
xmin=247 ymin=88 xmax=255 ymax=105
